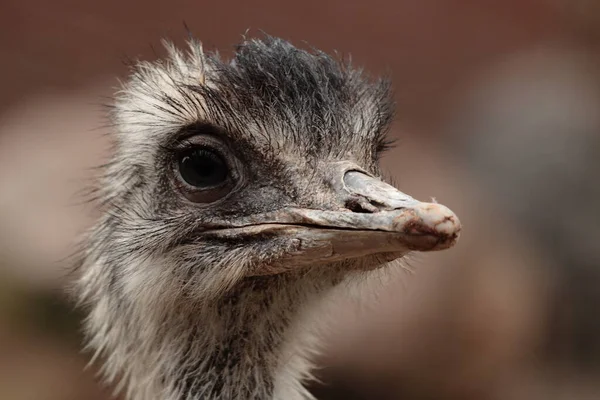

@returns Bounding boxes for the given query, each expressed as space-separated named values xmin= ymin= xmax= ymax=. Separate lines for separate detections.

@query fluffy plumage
xmin=74 ymin=36 xmax=401 ymax=400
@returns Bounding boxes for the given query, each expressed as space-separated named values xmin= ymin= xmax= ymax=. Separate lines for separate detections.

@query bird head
xmin=83 ymin=36 xmax=461 ymax=302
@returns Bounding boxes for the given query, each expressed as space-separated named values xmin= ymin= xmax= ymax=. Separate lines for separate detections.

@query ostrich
xmin=74 ymin=35 xmax=461 ymax=400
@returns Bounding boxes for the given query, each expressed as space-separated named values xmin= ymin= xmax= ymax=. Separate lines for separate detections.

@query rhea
xmin=74 ymin=36 xmax=461 ymax=400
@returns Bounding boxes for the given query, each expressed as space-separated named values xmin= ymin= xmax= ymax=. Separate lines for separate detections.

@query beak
xmin=216 ymin=169 xmax=461 ymax=273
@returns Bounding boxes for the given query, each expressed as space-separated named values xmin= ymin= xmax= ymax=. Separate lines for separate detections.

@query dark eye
xmin=175 ymin=146 xmax=234 ymax=203
xmin=178 ymin=147 xmax=228 ymax=188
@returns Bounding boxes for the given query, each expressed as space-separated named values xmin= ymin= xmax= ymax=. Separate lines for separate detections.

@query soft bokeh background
xmin=1 ymin=1 xmax=599 ymax=399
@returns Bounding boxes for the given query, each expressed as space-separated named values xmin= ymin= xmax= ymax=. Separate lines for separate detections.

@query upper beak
xmin=215 ymin=169 xmax=461 ymax=273
xmin=298 ymin=170 xmax=460 ymax=249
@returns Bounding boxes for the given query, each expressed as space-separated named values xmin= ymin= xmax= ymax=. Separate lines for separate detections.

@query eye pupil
xmin=178 ymin=148 xmax=229 ymax=188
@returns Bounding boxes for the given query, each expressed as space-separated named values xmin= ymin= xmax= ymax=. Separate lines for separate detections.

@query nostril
xmin=344 ymin=196 xmax=380 ymax=214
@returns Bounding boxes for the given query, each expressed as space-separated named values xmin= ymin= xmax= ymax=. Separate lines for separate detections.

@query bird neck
xmin=157 ymin=270 xmax=343 ymax=400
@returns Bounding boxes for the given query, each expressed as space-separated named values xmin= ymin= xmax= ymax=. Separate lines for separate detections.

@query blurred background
xmin=1 ymin=0 xmax=599 ymax=399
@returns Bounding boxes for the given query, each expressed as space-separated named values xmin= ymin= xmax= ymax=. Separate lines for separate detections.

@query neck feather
xmin=86 ymin=265 xmax=346 ymax=400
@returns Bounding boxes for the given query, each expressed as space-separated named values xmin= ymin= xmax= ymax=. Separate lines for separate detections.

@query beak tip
xmin=395 ymin=202 xmax=462 ymax=252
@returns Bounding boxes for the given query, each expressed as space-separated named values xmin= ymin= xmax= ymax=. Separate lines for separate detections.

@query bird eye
xmin=179 ymin=148 xmax=228 ymax=187
xmin=175 ymin=146 xmax=233 ymax=203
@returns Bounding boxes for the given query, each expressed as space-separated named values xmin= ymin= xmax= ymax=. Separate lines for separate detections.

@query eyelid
xmin=169 ymin=135 xmax=232 ymax=166
xmin=172 ymin=135 xmax=221 ymax=150
xmin=172 ymin=123 xmax=228 ymax=146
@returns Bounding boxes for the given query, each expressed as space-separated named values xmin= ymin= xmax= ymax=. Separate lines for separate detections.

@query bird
xmin=73 ymin=35 xmax=461 ymax=400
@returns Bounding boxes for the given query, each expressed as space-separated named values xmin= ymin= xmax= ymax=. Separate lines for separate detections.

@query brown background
xmin=1 ymin=1 xmax=599 ymax=399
